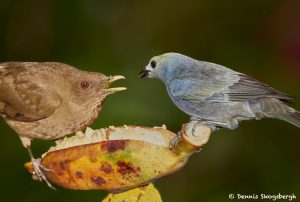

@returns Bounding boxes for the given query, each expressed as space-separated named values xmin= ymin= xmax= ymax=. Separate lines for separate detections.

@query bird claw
xmin=184 ymin=120 xmax=203 ymax=137
xmin=186 ymin=119 xmax=223 ymax=136
xmin=191 ymin=121 xmax=203 ymax=137
xmin=169 ymin=131 xmax=181 ymax=150
xmin=31 ymin=158 xmax=56 ymax=190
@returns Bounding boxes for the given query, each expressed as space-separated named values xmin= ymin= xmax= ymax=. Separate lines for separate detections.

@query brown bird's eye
xmin=80 ymin=81 xmax=90 ymax=89
xmin=150 ymin=60 xmax=156 ymax=68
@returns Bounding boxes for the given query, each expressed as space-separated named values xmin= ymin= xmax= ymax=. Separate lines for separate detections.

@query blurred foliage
xmin=0 ymin=0 xmax=299 ymax=202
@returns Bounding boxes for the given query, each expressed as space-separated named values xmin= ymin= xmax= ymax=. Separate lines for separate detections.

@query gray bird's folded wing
xmin=169 ymin=62 xmax=293 ymax=103
xmin=225 ymin=73 xmax=294 ymax=102
xmin=169 ymin=62 xmax=239 ymax=102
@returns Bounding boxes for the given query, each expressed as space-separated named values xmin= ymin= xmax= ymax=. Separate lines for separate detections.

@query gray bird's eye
xmin=150 ymin=60 xmax=156 ymax=68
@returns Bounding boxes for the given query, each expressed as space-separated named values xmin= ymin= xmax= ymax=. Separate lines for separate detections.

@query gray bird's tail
xmin=259 ymin=98 xmax=300 ymax=128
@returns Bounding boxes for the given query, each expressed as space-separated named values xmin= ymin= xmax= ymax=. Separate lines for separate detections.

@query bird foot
xmin=31 ymin=158 xmax=56 ymax=190
xmin=186 ymin=119 xmax=224 ymax=136
xmin=169 ymin=131 xmax=181 ymax=149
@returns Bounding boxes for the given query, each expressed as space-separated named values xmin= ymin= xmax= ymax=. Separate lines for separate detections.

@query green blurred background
xmin=0 ymin=0 xmax=299 ymax=201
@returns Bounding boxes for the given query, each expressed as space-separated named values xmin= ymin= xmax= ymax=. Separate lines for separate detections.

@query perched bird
xmin=0 ymin=62 xmax=126 ymax=188
xmin=139 ymin=52 xmax=300 ymax=130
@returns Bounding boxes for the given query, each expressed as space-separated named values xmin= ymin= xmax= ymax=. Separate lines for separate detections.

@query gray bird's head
xmin=139 ymin=52 xmax=196 ymax=82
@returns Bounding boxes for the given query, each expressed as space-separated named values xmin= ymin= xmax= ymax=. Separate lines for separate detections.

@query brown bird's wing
xmin=0 ymin=62 xmax=62 ymax=122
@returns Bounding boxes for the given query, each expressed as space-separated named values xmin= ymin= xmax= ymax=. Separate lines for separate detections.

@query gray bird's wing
xmin=224 ymin=73 xmax=293 ymax=102
xmin=0 ymin=62 xmax=62 ymax=122
xmin=169 ymin=62 xmax=293 ymax=103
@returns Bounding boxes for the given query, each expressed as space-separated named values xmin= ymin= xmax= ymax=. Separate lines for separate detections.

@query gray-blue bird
xmin=139 ymin=52 xmax=300 ymax=130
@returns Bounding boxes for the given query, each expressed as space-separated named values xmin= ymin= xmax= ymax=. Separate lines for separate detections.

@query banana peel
xmin=102 ymin=183 xmax=162 ymax=202
xmin=25 ymin=123 xmax=211 ymax=193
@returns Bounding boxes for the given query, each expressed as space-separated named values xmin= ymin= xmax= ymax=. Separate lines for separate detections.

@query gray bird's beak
xmin=102 ymin=75 xmax=127 ymax=93
xmin=138 ymin=70 xmax=150 ymax=79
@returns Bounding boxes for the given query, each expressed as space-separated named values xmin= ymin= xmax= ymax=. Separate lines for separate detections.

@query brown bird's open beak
xmin=102 ymin=75 xmax=126 ymax=94
xmin=138 ymin=70 xmax=150 ymax=79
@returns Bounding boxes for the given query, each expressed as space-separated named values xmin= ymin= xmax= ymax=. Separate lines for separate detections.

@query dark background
xmin=0 ymin=1 xmax=299 ymax=201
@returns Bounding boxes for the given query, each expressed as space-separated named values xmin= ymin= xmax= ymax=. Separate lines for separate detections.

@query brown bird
xmin=0 ymin=62 xmax=126 ymax=188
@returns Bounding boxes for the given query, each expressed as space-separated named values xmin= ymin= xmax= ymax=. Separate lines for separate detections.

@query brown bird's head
xmin=64 ymin=69 xmax=126 ymax=108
